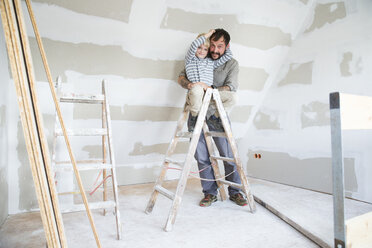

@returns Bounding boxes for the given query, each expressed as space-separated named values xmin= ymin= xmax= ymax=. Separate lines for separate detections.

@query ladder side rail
xmin=212 ymin=90 xmax=256 ymax=212
xmin=102 ymin=81 xmax=108 ymax=216
xmin=164 ymin=89 xmax=213 ymax=231
xmin=202 ymin=123 xmax=227 ymax=201
xmin=103 ymin=80 xmax=122 ymax=240
xmin=145 ymin=108 xmax=189 ymax=213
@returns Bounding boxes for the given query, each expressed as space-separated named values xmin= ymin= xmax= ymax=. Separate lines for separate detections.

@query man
xmin=178 ymin=28 xmax=248 ymax=207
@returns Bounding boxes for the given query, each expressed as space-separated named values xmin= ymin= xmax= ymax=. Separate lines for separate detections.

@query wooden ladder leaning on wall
xmin=51 ymin=77 xmax=122 ymax=240
xmin=145 ymin=88 xmax=256 ymax=232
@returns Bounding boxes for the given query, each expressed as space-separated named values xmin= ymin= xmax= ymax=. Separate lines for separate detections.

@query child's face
xmin=196 ymin=44 xmax=209 ymax=59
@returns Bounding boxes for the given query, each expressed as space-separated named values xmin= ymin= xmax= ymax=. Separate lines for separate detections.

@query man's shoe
xmin=229 ymin=193 xmax=248 ymax=206
xmin=199 ymin=194 xmax=217 ymax=207
xmin=207 ymin=115 xmax=224 ymax=132
xmin=188 ymin=115 xmax=198 ymax=132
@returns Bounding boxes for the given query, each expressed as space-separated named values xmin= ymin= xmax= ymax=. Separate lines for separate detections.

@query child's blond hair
xmin=196 ymin=33 xmax=210 ymax=48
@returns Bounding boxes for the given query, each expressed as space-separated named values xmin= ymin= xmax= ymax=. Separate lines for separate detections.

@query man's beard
xmin=210 ymin=52 xmax=221 ymax=60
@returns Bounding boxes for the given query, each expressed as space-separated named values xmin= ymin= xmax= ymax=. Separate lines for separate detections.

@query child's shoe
xmin=188 ymin=115 xmax=198 ymax=132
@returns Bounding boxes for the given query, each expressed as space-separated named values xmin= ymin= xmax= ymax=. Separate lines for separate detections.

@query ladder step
xmin=210 ymin=155 xmax=235 ymax=163
xmin=155 ymin=185 xmax=175 ymax=200
xmin=219 ymin=179 xmax=242 ymax=189
xmin=164 ymin=158 xmax=184 ymax=167
xmin=205 ymin=131 xmax=226 ymax=138
xmin=53 ymin=163 xmax=113 ymax=172
xmin=59 ymin=93 xmax=105 ymax=104
xmin=55 ymin=159 xmax=103 ymax=165
xmin=55 ymin=128 xmax=108 ymax=136
xmin=175 ymin=131 xmax=192 ymax=138
xmin=60 ymin=200 xmax=116 ymax=213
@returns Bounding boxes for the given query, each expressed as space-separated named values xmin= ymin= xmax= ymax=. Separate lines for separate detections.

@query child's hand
xmin=204 ymin=29 xmax=215 ymax=38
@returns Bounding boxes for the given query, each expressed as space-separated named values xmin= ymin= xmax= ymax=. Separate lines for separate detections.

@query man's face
xmin=209 ymin=36 xmax=227 ymax=60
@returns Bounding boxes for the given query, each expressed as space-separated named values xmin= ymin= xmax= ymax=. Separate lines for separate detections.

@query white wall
xmin=240 ymin=0 xmax=372 ymax=203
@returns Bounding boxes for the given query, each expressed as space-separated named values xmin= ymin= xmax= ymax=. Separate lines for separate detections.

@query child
xmin=185 ymin=29 xmax=233 ymax=131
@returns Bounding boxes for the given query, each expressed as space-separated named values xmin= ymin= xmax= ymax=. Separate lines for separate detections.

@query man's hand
xmin=195 ymin=82 xmax=212 ymax=91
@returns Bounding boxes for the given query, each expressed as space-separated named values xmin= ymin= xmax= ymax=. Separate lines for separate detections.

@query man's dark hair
xmin=210 ymin=28 xmax=230 ymax=46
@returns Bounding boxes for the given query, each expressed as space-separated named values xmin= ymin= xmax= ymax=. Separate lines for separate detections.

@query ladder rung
xmin=55 ymin=128 xmax=108 ymax=136
xmin=175 ymin=131 xmax=192 ymax=138
xmin=55 ymin=159 xmax=103 ymax=165
xmin=155 ymin=185 xmax=175 ymax=200
xmin=53 ymin=163 xmax=113 ymax=172
xmin=205 ymin=131 xmax=226 ymax=137
xmin=60 ymin=200 xmax=116 ymax=213
xmin=219 ymin=179 xmax=242 ymax=189
xmin=210 ymin=155 xmax=235 ymax=163
xmin=59 ymin=93 xmax=105 ymax=104
xmin=164 ymin=158 xmax=184 ymax=167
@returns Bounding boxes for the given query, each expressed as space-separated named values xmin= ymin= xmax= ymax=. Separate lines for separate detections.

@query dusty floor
xmin=0 ymin=179 xmax=319 ymax=248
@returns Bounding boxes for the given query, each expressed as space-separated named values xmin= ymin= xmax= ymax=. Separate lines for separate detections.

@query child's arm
xmin=213 ymin=47 xmax=233 ymax=68
xmin=185 ymin=36 xmax=206 ymax=63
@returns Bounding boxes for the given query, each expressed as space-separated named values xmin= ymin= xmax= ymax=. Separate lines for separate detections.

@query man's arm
xmin=178 ymin=75 xmax=192 ymax=90
xmin=220 ymin=59 xmax=239 ymax=92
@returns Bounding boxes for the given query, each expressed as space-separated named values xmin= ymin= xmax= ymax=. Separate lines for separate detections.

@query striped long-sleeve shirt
xmin=185 ymin=36 xmax=232 ymax=86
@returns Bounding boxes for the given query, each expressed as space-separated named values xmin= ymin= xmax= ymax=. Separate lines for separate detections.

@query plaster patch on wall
xmin=29 ymin=38 xmax=184 ymax=82
xmin=247 ymin=150 xmax=357 ymax=196
xmin=340 ymin=52 xmax=352 ymax=77
xmin=0 ymin=167 xmax=8 ymax=226
xmin=230 ymin=106 xmax=253 ymax=123
xmin=253 ymin=110 xmax=281 ymax=130
xmin=299 ymin=0 xmax=309 ymax=4
xmin=129 ymin=141 xmax=188 ymax=156
xmin=306 ymin=2 xmax=346 ymax=33
xmin=0 ymin=105 xmax=5 ymax=127
xmin=278 ymin=61 xmax=313 ymax=86
xmin=17 ymin=121 xmax=37 ymax=210
xmin=301 ymin=101 xmax=330 ymax=128
xmin=33 ymin=0 xmax=133 ymax=23
xmin=161 ymin=8 xmax=291 ymax=50
xmin=82 ymin=145 xmax=102 ymax=159
xmin=73 ymin=105 xmax=182 ymax=122
xmin=239 ymin=67 xmax=269 ymax=91
xmin=339 ymin=52 xmax=363 ymax=77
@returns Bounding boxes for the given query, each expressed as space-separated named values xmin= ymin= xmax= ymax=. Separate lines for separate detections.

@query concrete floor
xmin=250 ymin=178 xmax=372 ymax=248
xmin=0 ymin=179 xmax=319 ymax=248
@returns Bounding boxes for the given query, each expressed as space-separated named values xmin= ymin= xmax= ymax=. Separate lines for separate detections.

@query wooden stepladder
xmin=52 ymin=78 xmax=122 ymax=240
xmin=145 ymin=88 xmax=256 ymax=231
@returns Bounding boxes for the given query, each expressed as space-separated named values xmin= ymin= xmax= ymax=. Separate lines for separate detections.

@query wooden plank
xmin=24 ymin=0 xmax=102 ymax=246
xmin=155 ymin=185 xmax=175 ymax=200
xmin=145 ymin=108 xmax=189 ymax=214
xmin=103 ymin=80 xmax=122 ymax=240
xmin=346 ymin=211 xmax=372 ymax=248
xmin=101 ymin=81 xmax=108 ymax=216
xmin=59 ymin=92 xmax=104 ymax=104
xmin=164 ymin=89 xmax=213 ymax=232
xmin=60 ymin=201 xmax=116 ymax=213
xmin=55 ymin=128 xmax=107 ymax=136
xmin=210 ymin=155 xmax=235 ymax=163
xmin=175 ymin=131 xmax=192 ymax=138
xmin=164 ymin=158 xmax=184 ymax=167
xmin=53 ymin=163 xmax=113 ymax=172
xmin=1 ymin=1 xmax=63 ymax=246
xmin=205 ymin=131 xmax=226 ymax=138
xmin=203 ymin=123 xmax=227 ymax=201
xmin=212 ymin=90 xmax=256 ymax=213
xmin=339 ymin=93 xmax=372 ymax=130
xmin=219 ymin=179 xmax=242 ymax=189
